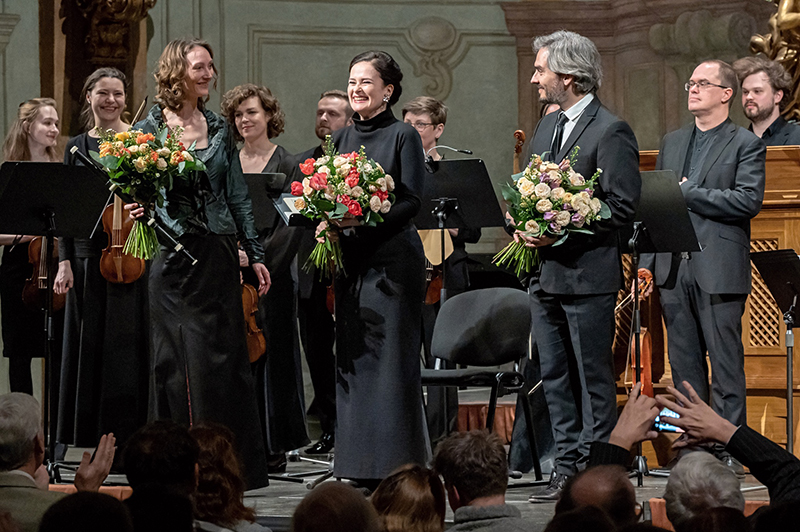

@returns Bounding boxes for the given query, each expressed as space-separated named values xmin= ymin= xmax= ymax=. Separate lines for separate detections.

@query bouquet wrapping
xmin=291 ymin=137 xmax=395 ymax=278
xmin=90 ymin=126 xmax=206 ymax=259
xmin=494 ymin=147 xmax=610 ymax=276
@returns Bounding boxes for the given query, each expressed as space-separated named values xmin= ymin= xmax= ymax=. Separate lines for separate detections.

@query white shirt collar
xmin=562 ymin=93 xmax=594 ymax=123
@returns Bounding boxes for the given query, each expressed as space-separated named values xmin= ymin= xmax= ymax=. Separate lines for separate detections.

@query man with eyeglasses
xmin=639 ymin=60 xmax=766 ymax=476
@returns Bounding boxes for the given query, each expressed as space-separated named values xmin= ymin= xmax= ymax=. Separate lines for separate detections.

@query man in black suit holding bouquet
xmin=516 ymin=30 xmax=641 ymax=502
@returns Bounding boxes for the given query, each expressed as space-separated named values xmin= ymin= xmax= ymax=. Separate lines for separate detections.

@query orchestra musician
xmin=130 ymin=38 xmax=270 ymax=489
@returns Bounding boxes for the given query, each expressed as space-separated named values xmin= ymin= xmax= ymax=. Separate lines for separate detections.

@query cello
xmin=22 ymin=236 xmax=66 ymax=312
xmin=99 ymin=195 xmax=146 ymax=283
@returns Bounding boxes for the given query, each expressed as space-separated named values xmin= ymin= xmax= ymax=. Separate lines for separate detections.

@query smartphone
xmin=653 ymin=407 xmax=684 ymax=433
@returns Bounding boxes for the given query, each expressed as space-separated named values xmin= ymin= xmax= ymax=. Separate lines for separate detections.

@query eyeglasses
xmin=684 ymin=80 xmax=729 ymax=92
xmin=408 ymin=121 xmax=434 ymax=130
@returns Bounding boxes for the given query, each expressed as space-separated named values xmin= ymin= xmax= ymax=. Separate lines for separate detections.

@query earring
xmin=382 ymin=95 xmax=390 ymax=103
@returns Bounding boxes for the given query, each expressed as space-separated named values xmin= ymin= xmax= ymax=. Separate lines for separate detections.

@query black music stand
xmin=627 ymin=169 xmax=701 ymax=486
xmin=0 ymin=161 xmax=110 ymax=481
xmin=243 ymin=173 xmax=287 ymax=233
xmin=415 ymin=158 xmax=505 ymax=305
xmin=750 ymin=249 xmax=800 ymax=455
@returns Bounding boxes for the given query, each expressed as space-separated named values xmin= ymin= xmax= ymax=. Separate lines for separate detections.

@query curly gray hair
xmin=0 ymin=393 xmax=42 ymax=471
xmin=532 ymin=30 xmax=603 ymax=95
xmin=664 ymin=451 xmax=744 ymax=532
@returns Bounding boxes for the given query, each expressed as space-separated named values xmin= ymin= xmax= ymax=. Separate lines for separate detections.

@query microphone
xmin=425 ymin=145 xmax=473 ymax=158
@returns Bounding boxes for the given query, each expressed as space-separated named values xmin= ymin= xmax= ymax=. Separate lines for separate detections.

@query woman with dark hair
xmin=370 ymin=465 xmax=446 ymax=532
xmin=331 ymin=50 xmax=429 ymax=487
xmin=190 ymin=423 xmax=270 ymax=532
xmin=131 ymin=38 xmax=270 ymax=489
xmin=0 ymin=98 xmax=61 ymax=394
xmin=54 ymin=67 xmax=149 ymax=451
xmin=220 ymin=84 xmax=308 ymax=472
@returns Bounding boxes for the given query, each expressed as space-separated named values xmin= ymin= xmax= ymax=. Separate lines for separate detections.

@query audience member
xmin=38 ymin=491 xmax=134 ymax=532
xmin=433 ymin=430 xmax=532 ymax=531
xmin=370 ymin=464 xmax=445 ymax=532
xmin=555 ymin=465 xmax=638 ymax=527
xmin=290 ymin=481 xmax=381 ymax=532
xmin=657 ymin=381 xmax=800 ymax=504
xmin=543 ymin=506 xmax=616 ymax=532
xmin=0 ymin=393 xmax=114 ymax=532
xmin=751 ymin=501 xmax=800 ymax=532
xmin=663 ymin=451 xmax=744 ymax=532
xmin=0 ymin=512 xmax=19 ymax=532
xmin=683 ymin=506 xmax=750 ymax=532
xmin=124 ymin=484 xmax=194 ymax=532
xmin=190 ymin=423 xmax=270 ymax=532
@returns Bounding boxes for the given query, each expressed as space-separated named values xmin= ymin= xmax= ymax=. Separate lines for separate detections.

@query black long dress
xmin=56 ymin=133 xmax=150 ymax=448
xmin=332 ymin=108 xmax=430 ymax=480
xmin=233 ymin=145 xmax=310 ymax=457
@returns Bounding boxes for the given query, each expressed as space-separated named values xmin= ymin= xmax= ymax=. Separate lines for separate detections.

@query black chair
xmin=421 ymin=287 xmax=544 ymax=483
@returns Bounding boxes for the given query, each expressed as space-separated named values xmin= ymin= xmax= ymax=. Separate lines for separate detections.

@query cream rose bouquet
xmin=291 ymin=136 xmax=395 ymax=277
xmin=90 ymin=125 xmax=206 ymax=259
xmin=493 ymin=147 xmax=610 ymax=275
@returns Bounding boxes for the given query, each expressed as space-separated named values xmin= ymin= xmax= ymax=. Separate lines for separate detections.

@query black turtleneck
xmin=333 ymin=108 xmax=425 ymax=236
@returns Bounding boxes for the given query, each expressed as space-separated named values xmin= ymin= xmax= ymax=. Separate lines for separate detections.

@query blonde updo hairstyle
xmin=220 ymin=84 xmax=286 ymax=142
xmin=154 ymin=38 xmax=217 ymax=112
xmin=2 ymin=97 xmax=59 ymax=162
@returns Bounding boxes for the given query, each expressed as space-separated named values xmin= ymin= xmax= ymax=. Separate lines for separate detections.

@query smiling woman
xmin=132 ymin=38 xmax=271 ymax=489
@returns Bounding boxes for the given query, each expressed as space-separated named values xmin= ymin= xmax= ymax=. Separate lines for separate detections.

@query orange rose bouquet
xmin=291 ymin=136 xmax=395 ymax=277
xmin=90 ymin=125 xmax=206 ymax=259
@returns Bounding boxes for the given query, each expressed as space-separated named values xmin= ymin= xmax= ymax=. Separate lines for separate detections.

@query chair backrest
xmin=431 ymin=287 xmax=531 ymax=367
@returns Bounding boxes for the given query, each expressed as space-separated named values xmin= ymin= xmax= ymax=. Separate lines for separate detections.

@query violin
xmin=616 ymin=268 xmax=654 ymax=397
xmin=22 ymin=236 xmax=66 ymax=312
xmin=100 ymin=195 xmax=146 ymax=283
xmin=242 ymin=281 xmax=266 ymax=363
xmin=513 ymin=130 xmax=526 ymax=174
xmin=425 ymin=259 xmax=443 ymax=305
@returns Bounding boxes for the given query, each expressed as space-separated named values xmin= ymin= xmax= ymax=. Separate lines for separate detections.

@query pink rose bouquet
xmin=493 ymin=146 xmax=609 ymax=276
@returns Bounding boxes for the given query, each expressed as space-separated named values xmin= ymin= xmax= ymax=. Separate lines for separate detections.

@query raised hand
xmin=656 ymin=381 xmax=738 ymax=449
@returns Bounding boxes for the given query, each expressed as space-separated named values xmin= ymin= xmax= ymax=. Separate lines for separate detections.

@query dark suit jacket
xmin=641 ymin=120 xmax=765 ymax=294
xmin=529 ymin=97 xmax=641 ymax=295
xmin=757 ymin=116 xmax=800 ymax=146
xmin=0 ymin=471 xmax=65 ymax=532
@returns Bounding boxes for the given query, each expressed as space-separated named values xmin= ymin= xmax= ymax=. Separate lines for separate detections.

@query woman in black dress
xmin=220 ymin=84 xmax=309 ymax=470
xmin=132 ymin=38 xmax=270 ymax=489
xmin=332 ymin=51 xmax=430 ymax=487
xmin=55 ymin=67 xmax=149 ymax=449
xmin=0 ymin=98 xmax=61 ymax=394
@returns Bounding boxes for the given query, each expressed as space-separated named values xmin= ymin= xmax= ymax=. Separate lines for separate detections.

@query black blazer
xmin=529 ymin=97 xmax=641 ymax=295
xmin=641 ymin=120 xmax=765 ymax=295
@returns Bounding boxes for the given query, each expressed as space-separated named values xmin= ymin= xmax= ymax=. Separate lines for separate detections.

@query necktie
xmin=548 ymin=112 xmax=568 ymax=162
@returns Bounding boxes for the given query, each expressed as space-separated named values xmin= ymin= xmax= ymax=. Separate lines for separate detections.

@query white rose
xmin=158 ymin=147 xmax=170 ymax=157
xmin=578 ymin=204 xmax=591 ymax=217
xmin=536 ymin=199 xmax=553 ymax=213
xmin=569 ymin=170 xmax=586 ymax=186
xmin=364 ymin=163 xmax=373 ymax=173
xmin=375 ymin=162 xmax=384 ymax=173
xmin=351 ymin=186 xmax=364 ymax=198
xmin=317 ymin=165 xmax=330 ymax=175
xmin=534 ymin=183 xmax=551 ymax=199
xmin=550 ymin=187 xmax=565 ymax=201
xmin=333 ymin=156 xmax=348 ymax=168
xmin=337 ymin=163 xmax=351 ymax=177
xmin=376 ymin=177 xmax=387 ymax=192
xmin=316 ymin=156 xmax=330 ymax=166
xmin=380 ymin=200 xmax=391 ymax=213
xmin=556 ymin=211 xmax=572 ymax=227
xmin=134 ymin=157 xmax=147 ymax=173
xmin=128 ymin=144 xmax=139 ymax=154
xmin=524 ymin=220 xmax=539 ymax=233
xmin=369 ymin=195 xmax=382 ymax=212
xmin=518 ymin=180 xmax=535 ymax=197
xmin=384 ymin=174 xmax=395 ymax=191
xmin=590 ymin=197 xmax=602 ymax=215
xmin=156 ymin=158 xmax=168 ymax=170
xmin=181 ymin=151 xmax=193 ymax=162
xmin=563 ymin=192 xmax=573 ymax=203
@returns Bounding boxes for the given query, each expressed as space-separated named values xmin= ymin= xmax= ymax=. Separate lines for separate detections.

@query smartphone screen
xmin=653 ymin=407 xmax=684 ymax=433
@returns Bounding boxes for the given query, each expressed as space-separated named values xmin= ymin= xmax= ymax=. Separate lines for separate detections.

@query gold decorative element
xmin=74 ymin=0 xmax=156 ymax=63
xmin=751 ymin=0 xmax=800 ymax=121
xmin=750 ymin=238 xmax=781 ymax=348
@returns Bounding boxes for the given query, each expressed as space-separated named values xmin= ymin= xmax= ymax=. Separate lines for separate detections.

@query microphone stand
xmin=70 ymin=146 xmax=197 ymax=265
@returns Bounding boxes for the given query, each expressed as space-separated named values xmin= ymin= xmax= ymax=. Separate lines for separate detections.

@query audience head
xmin=221 ymin=83 xmax=286 ymax=142
xmin=0 ymin=393 xmax=43 ymax=472
xmin=432 ymin=430 xmax=507 ymax=510
xmin=683 ymin=505 xmax=750 ymax=532
xmin=687 ymin=60 xmax=737 ymax=116
xmin=125 ymin=484 xmax=195 ymax=532
xmin=291 ymin=481 xmax=381 ymax=532
xmin=402 ymin=96 xmax=448 ymax=153
xmin=79 ymin=67 xmax=127 ymax=131
xmin=370 ymin=464 xmax=445 ymax=532
xmin=122 ymin=420 xmax=199 ymax=495
xmin=544 ymin=505 xmax=617 ymax=532
xmin=752 ymin=500 xmax=800 ymax=532
xmin=664 ymin=451 xmax=744 ymax=532
xmin=39 ymin=492 xmax=134 ymax=532
xmin=189 ymin=422 xmax=256 ymax=528
xmin=154 ymin=38 xmax=217 ymax=112
xmin=348 ymin=51 xmax=403 ymax=120
xmin=556 ymin=465 xmax=638 ymax=527
xmin=531 ymin=30 xmax=602 ymax=100
xmin=2 ymin=98 xmax=59 ymax=162
xmin=315 ymin=90 xmax=353 ymax=140
xmin=733 ymin=55 xmax=792 ymax=122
